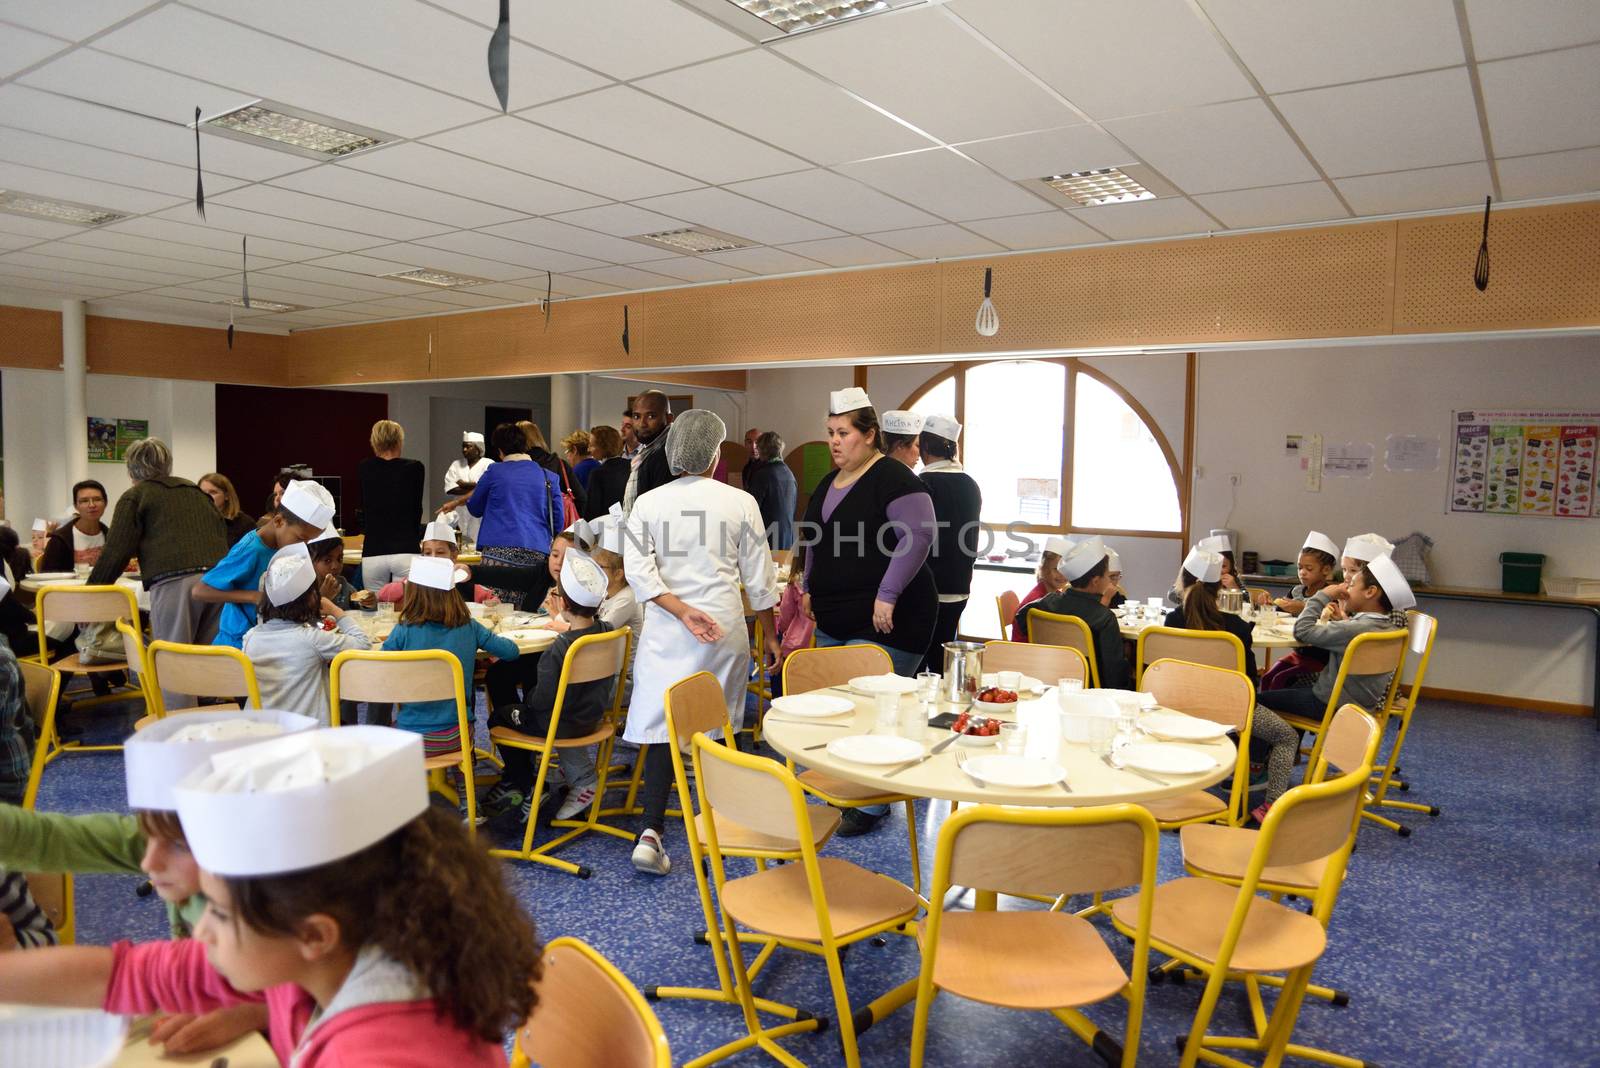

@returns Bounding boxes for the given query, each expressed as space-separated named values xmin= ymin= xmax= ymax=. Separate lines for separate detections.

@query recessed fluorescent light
xmin=201 ymin=100 xmax=393 ymax=160
xmin=0 ymin=191 xmax=127 ymax=227
xmin=725 ymin=0 xmax=909 ymax=34
xmin=219 ymin=297 xmax=302 ymax=313
xmin=1038 ymin=168 xmax=1161 ymax=207
xmin=632 ymin=227 xmax=756 ymax=254
xmin=383 ymin=268 xmax=491 ymax=288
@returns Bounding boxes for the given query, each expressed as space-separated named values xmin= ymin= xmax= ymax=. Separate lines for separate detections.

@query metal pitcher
xmin=941 ymin=641 xmax=985 ymax=706
xmin=1218 ymin=587 xmax=1244 ymax=613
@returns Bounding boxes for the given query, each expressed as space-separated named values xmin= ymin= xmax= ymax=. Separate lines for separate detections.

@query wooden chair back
xmin=35 ymin=584 xmax=139 ymax=661
xmin=562 ymin=627 xmax=629 ymax=686
xmin=782 ymin=644 xmax=891 ymax=695
xmin=1025 ymin=610 xmax=1098 ymax=686
xmin=995 ymin=590 xmax=1020 ymax=633
xmin=981 ymin=640 xmax=1087 ymax=686
xmin=1316 ymin=704 xmax=1380 ymax=779
xmin=665 ymin=671 xmax=734 ymax=747
xmin=944 ymin=805 xmax=1158 ymax=898
xmin=1140 ymin=658 xmax=1254 ymax=730
xmin=18 ymin=661 xmax=60 ymax=810
xmin=1264 ymin=710 xmax=1378 ymax=870
xmin=693 ymin=733 xmax=803 ymax=846
xmin=147 ymin=641 xmax=261 ymax=713
xmin=25 ymin=872 xmax=73 ymax=944
xmin=1340 ymin=627 xmax=1408 ymax=677
xmin=1135 ymin=625 xmax=1245 ymax=686
xmin=330 ymin=650 xmax=461 ymax=706
xmin=516 ymin=937 xmax=671 ymax=1068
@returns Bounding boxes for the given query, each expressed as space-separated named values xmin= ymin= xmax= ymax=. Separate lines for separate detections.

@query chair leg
xmin=902 ymin=798 xmax=923 ymax=900
xmin=821 ymin=940 xmax=865 ymax=1068
xmin=909 ymin=961 xmax=939 ymax=1068
xmin=1178 ymin=955 xmax=1232 ymax=1068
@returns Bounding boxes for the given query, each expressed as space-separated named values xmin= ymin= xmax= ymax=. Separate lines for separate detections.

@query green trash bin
xmin=1499 ymin=552 xmax=1545 ymax=594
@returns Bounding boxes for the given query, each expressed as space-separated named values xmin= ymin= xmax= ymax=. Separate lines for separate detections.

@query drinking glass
xmin=997 ymin=669 xmax=1021 ymax=692
xmin=916 ymin=671 xmax=942 ymax=705
xmin=1086 ymin=713 xmax=1117 ymax=756
xmin=875 ymin=691 xmax=901 ymax=730
xmin=999 ymin=721 xmax=1026 ymax=755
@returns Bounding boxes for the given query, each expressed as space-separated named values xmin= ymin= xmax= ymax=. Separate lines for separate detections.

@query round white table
xmin=342 ymin=549 xmax=482 ymax=566
xmin=1116 ymin=611 xmax=1302 ymax=649
xmin=19 ymin=573 xmax=150 ymax=612
xmin=347 ymin=609 xmax=559 ymax=655
xmin=762 ymin=687 xmax=1235 ymax=808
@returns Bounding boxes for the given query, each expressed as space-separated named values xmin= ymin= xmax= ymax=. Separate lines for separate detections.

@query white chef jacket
xmin=443 ymin=456 xmax=493 ymax=545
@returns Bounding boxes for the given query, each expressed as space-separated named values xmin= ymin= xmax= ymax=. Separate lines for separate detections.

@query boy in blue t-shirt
xmin=193 ymin=480 xmax=333 ymax=648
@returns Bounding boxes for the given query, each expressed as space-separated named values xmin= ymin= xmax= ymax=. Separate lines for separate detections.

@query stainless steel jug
xmin=941 ymin=641 xmax=985 ymax=706
xmin=1218 ymin=587 xmax=1244 ymax=613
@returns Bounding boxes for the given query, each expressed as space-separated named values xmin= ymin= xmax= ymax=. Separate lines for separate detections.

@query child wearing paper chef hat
xmin=242 ymin=543 xmax=372 ymax=724
xmin=1259 ymin=531 xmax=1341 ymax=693
xmin=0 ymin=727 xmax=542 ymax=1067
xmin=1014 ymin=536 xmax=1132 ymax=688
xmin=375 ymin=520 xmax=499 ymax=608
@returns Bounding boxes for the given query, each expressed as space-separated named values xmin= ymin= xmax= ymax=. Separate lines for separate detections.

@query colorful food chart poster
xmin=87 ymin=417 xmax=118 ymax=463
xmin=1450 ymin=410 xmax=1600 ymax=518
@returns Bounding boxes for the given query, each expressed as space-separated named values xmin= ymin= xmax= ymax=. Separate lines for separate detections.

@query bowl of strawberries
xmin=949 ymin=709 xmax=1003 ymax=746
xmin=971 ymin=686 xmax=1019 ymax=715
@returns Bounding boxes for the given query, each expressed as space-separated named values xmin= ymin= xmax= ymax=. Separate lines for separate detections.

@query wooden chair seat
xmin=797 ymin=767 xmax=907 ymax=804
xmin=489 ymin=723 xmax=615 ymax=751
xmin=695 ymin=804 xmax=840 ymax=856
xmin=1179 ymin=824 xmax=1326 ymax=891
xmin=915 ymin=910 xmax=1127 ymax=1011
xmin=721 ymin=856 xmax=919 ymax=943
xmin=1279 ymin=711 xmax=1323 ymax=733
xmin=46 ymin=654 xmax=129 ymax=675
xmin=1141 ymin=789 xmax=1228 ymax=824
xmin=1109 ymin=877 xmax=1326 ymax=974
xmin=424 ymin=753 xmax=463 ymax=771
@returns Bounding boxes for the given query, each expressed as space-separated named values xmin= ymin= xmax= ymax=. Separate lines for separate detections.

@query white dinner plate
xmin=0 ymin=1004 xmax=127 ymax=1068
xmin=1140 ymin=711 xmax=1230 ymax=742
xmin=980 ymin=673 xmax=1045 ymax=694
xmin=826 ymin=734 xmax=924 ymax=765
xmin=849 ymin=674 xmax=919 ymax=696
xmin=28 ymin=572 xmax=76 ymax=581
xmin=961 ymin=753 xmax=1067 ymax=788
xmin=497 ymin=628 xmax=552 ymax=643
xmin=1117 ymin=743 xmax=1217 ymax=776
xmin=772 ymin=693 xmax=855 ymax=718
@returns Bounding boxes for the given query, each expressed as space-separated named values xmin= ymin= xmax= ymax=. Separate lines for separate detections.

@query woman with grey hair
xmin=86 ymin=438 xmax=228 ymax=703
xmin=621 ymin=410 xmax=780 ymax=876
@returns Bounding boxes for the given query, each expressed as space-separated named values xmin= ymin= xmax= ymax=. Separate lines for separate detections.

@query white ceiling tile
xmin=0 ymin=160 xmax=183 ymax=214
xmin=185 ymin=0 xmax=610 ymax=111
xmin=337 ymin=294 xmax=463 ymax=316
xmin=1 ymin=276 xmax=125 ymax=298
xmin=546 ymin=275 xmax=623 ymax=298
xmin=949 ymin=0 xmax=1255 ymax=119
xmin=90 ymin=293 xmax=242 ymax=321
xmin=1105 ymin=98 xmax=1319 ymax=194
xmin=960 ymin=211 xmax=1105 ymax=250
xmin=258 ymin=262 xmax=418 ymax=296
xmin=18 ymin=50 xmax=255 ymax=129
xmin=0 ymin=22 xmax=67 ymax=76
xmin=405 ymin=288 xmax=509 ymax=309
xmin=211 ymin=185 xmax=451 ymax=242
xmin=146 ymin=202 xmax=381 ymax=252
xmin=62 ymin=230 xmax=285 ymax=271
xmin=364 ymin=241 xmax=561 ymax=282
xmin=193 ymin=272 xmax=387 ymax=304
xmin=1067 ymin=197 xmax=1219 ymax=240
xmin=0 ymin=250 xmax=195 ymax=286
xmin=724 ymin=169 xmax=939 ymax=233
xmin=569 ymin=265 xmax=685 ymax=290
xmin=413 ymin=231 xmax=608 ymax=274
xmin=459 ymin=280 xmax=553 ymax=302
xmin=546 ymin=203 xmax=688 ymax=239
xmin=91 ymin=5 xmax=490 ymax=138
xmin=341 ymin=143 xmax=606 ymax=216
xmin=775 ymin=6 xmax=1077 ymax=143
xmin=301 ymin=253 xmax=419 ymax=276
xmin=955 ymin=125 xmax=1132 ymax=181
xmin=1197 ymin=0 xmax=1463 ymax=93
xmin=0 ymin=232 xmax=41 ymax=251
xmin=522 ymin=85 xmax=807 ymax=185
xmin=426 ymin=116 xmax=701 ymax=201
xmin=103 ymin=216 xmax=335 ymax=261
xmin=1274 ymin=68 xmax=1485 ymax=177
xmin=636 ymin=256 xmax=755 ymax=283
xmin=777 ymin=236 xmax=912 ymax=268
xmin=32 ymin=241 xmax=224 ymax=279
xmin=835 ymin=148 xmax=1051 ymax=222
xmin=489 ymin=0 xmax=748 ymax=81
xmin=473 ymin=218 xmax=672 ymax=265
xmin=1193 ymin=181 xmax=1349 ymax=229
xmin=279 ymin=308 xmax=385 ymax=325
xmin=1479 ymin=45 xmax=1600 ymax=157
xmin=269 ymin=164 xmax=524 ymax=230
xmin=1496 ymin=147 xmax=1600 ymax=200
xmin=0 ymin=1 xmax=155 ymax=41
xmin=0 ymin=268 xmax=132 ymax=294
xmin=0 ymin=127 xmax=246 ymax=200
xmin=865 ymin=223 xmax=1004 ymax=259
xmin=636 ymin=49 xmax=934 ymax=166
xmin=0 ymin=214 xmax=90 ymax=239
xmin=630 ymin=187 xmax=842 ymax=245
xmin=1334 ymin=161 xmax=1493 ymax=215
xmin=1464 ymin=0 xmax=1600 ymax=60
xmin=701 ymin=246 xmax=829 ymax=275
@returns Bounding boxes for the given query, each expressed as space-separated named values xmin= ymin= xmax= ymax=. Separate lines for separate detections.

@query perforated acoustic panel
xmin=1394 ymin=202 xmax=1600 ymax=333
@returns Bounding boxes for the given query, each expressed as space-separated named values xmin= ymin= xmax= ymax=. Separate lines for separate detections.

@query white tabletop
xmin=115 ymin=1015 xmax=277 ymax=1066
xmin=1115 ymin=608 xmax=1302 ymax=649
xmin=348 ymin=608 xmax=559 ymax=655
xmin=763 ymin=687 xmax=1235 ymax=808
xmin=19 ymin=573 xmax=150 ymax=611
xmin=342 ymin=549 xmax=482 ymax=566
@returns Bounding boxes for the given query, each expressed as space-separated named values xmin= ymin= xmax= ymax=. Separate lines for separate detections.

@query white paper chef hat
xmin=0 ymin=576 xmax=11 ymax=602
xmin=1182 ymin=547 xmax=1224 ymax=583
xmin=1302 ymin=530 xmax=1340 ymax=558
xmin=31 ymin=518 xmax=48 ymax=533
xmin=308 ymin=525 xmax=341 ymax=545
xmin=408 ymin=554 xmax=456 ymax=591
xmin=1057 ymin=536 xmax=1107 ymax=581
xmin=1197 ymin=533 xmax=1232 ymax=554
xmin=173 ymin=726 xmax=428 ymax=876
xmin=922 ymin=414 xmax=962 ymax=442
xmin=881 ymin=410 xmax=924 ymax=435
xmin=558 ymin=551 xmax=607 ymax=608
xmin=422 ymin=519 xmax=458 ymax=546
xmin=1105 ymin=548 xmax=1121 ymax=572
xmin=1342 ymin=532 xmax=1394 ymax=563
xmin=463 ymin=431 xmax=485 ymax=445
xmin=1042 ymin=535 xmax=1071 ymax=556
xmin=263 ymin=542 xmax=317 ymax=607
xmin=280 ymin=479 xmax=335 ymax=529
xmin=1365 ymin=553 xmax=1416 ymax=611
xmin=126 ymin=710 xmax=318 ymax=811
xmin=828 ymin=386 xmax=872 ymax=415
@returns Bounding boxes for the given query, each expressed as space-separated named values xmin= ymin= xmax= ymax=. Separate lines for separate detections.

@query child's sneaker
xmin=480 ymin=781 xmax=524 ymax=818
xmin=1250 ymin=800 xmax=1272 ymax=826
xmin=631 ymin=829 xmax=671 ymax=875
xmin=519 ymin=785 xmax=567 ymax=826
xmin=554 ymin=784 xmax=596 ymax=821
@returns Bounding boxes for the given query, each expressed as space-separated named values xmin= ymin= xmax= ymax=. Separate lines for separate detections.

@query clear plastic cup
xmin=875 ymin=691 xmax=901 ymax=730
xmin=999 ymin=721 xmax=1026 ymax=755
xmin=997 ymin=670 xmax=1021 ymax=692
xmin=916 ymin=671 xmax=941 ymax=702
xmin=1086 ymin=713 xmax=1117 ymax=756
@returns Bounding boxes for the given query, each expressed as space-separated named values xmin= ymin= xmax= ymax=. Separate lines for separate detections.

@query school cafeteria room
xmin=0 ymin=1 xmax=1596 ymax=1066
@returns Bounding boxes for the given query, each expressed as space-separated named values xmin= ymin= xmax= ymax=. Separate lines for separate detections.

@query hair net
xmin=666 ymin=409 xmax=727 ymax=475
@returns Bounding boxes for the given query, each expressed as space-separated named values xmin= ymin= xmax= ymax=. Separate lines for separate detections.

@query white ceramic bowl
xmin=972 ymin=697 xmax=1016 ymax=716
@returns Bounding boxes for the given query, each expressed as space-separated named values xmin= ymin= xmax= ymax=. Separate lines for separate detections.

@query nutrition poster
xmin=1450 ymin=410 xmax=1599 ymax=518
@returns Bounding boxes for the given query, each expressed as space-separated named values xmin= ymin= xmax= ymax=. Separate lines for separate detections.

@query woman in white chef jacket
xmin=623 ymin=410 xmax=781 ymax=876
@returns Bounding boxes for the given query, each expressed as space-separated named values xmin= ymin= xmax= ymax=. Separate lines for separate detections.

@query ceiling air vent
xmin=383 ymin=268 xmax=492 ymax=288
xmin=1035 ymin=165 xmax=1176 ymax=207
xmin=202 ymin=101 xmax=393 ymax=160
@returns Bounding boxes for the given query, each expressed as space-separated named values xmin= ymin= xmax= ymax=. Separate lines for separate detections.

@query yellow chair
xmin=1134 ymin=626 xmax=1246 ymax=689
xmin=486 ymin=627 xmax=632 ymax=878
xmin=25 ymin=871 xmax=74 ymax=946
xmin=982 ymin=639 xmax=1088 ymax=687
xmin=116 ymin=620 xmax=164 ymax=733
xmin=1027 ymin=609 xmax=1101 ymax=688
xmin=743 ymin=587 xmax=773 ymax=744
xmin=33 ymin=583 xmax=145 ymax=745
xmin=510 ymin=937 xmax=671 ymax=1068
xmin=1278 ymin=629 xmax=1407 ymax=770
xmin=646 ymin=672 xmax=829 ymax=1066
xmin=782 ymin=645 xmax=924 ymax=898
xmin=1364 ymin=611 xmax=1441 ymax=836
xmin=329 ymin=649 xmax=476 ymax=830
xmin=1110 ymin=706 xmax=1381 ymax=1068
xmin=694 ymin=734 xmax=921 ymax=1068
xmin=910 ymin=803 xmax=1160 ymax=1068
xmin=1138 ymin=659 xmax=1255 ymax=830
xmin=144 ymin=639 xmax=262 ymax=717
xmin=995 ymin=590 xmax=1020 ymax=636
xmin=19 ymin=661 xmax=62 ymax=810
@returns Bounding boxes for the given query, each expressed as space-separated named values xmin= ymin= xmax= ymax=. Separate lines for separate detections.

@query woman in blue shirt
xmin=438 ymin=422 xmax=563 ymax=610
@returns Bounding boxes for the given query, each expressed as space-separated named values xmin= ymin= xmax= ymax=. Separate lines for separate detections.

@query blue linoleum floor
xmin=29 ymin=692 xmax=1600 ymax=1067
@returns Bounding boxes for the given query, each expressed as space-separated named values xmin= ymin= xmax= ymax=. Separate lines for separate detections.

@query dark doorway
xmin=484 ymin=406 xmax=532 ymax=447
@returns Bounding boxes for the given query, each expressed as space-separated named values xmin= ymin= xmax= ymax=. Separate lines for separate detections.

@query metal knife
xmin=1100 ymin=753 xmax=1168 ymax=785
xmin=884 ymin=732 xmax=961 ymax=777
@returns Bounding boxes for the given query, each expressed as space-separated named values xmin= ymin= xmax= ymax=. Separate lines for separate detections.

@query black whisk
xmin=1473 ymin=196 xmax=1491 ymax=292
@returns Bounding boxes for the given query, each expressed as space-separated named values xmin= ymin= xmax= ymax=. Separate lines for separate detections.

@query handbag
xmin=74 ymin=620 xmax=126 ymax=665
xmin=1391 ymin=532 xmax=1433 ymax=585
xmin=555 ymin=462 xmax=579 ymax=529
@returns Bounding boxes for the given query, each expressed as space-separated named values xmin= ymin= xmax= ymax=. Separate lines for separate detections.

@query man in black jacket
xmin=1016 ymin=535 xmax=1131 ymax=689
xmin=917 ymin=414 xmax=983 ymax=672
xmin=621 ymin=390 xmax=674 ymax=514
xmin=746 ymin=431 xmax=797 ymax=549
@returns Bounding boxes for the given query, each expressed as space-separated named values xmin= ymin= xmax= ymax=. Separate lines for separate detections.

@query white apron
xmin=622 ymin=476 xmax=778 ymax=745
xmin=443 ymin=456 xmax=492 ymax=545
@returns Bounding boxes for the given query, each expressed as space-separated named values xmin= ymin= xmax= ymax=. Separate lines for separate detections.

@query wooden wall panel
xmin=0 ymin=305 xmax=289 ymax=381
xmin=0 ymin=306 xmax=64 ymax=369
xmin=288 ymin=316 xmax=432 ymax=385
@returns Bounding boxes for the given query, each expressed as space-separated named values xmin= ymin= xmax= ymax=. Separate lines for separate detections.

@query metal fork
xmin=1101 ymin=751 xmax=1169 ymax=786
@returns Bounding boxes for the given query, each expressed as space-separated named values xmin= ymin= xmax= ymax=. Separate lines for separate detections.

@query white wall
xmin=587 ymin=374 xmax=747 ymax=446
xmin=2 ymin=367 xmax=215 ymax=529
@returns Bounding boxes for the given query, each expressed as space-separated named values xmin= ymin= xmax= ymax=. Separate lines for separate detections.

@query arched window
xmin=905 ymin=358 xmax=1184 ymax=537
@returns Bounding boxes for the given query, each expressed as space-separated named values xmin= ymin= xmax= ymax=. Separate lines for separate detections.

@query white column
xmin=61 ymin=299 xmax=89 ymax=487
xmin=548 ymin=374 xmax=583 ymax=442
xmin=577 ymin=373 xmax=591 ymax=431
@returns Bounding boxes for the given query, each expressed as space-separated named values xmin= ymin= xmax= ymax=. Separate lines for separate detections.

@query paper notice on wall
xmin=1284 ymin=434 xmax=1303 ymax=458
xmin=1301 ymin=433 xmax=1322 ymax=492
xmin=1451 ymin=410 xmax=1600 ymax=518
xmin=1385 ymin=434 xmax=1440 ymax=472
xmin=1323 ymin=442 xmax=1374 ymax=478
